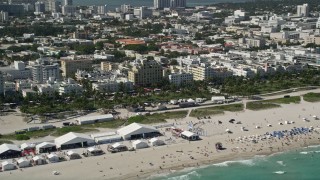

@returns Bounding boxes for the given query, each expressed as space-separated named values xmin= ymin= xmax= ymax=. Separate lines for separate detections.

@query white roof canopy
xmin=112 ymin=142 xmax=126 ymax=149
xmin=55 ymin=132 xmax=94 ymax=148
xmin=0 ymin=144 xmax=21 ymax=154
xmin=117 ymin=123 xmax=159 ymax=139
xmin=181 ymin=131 xmax=197 ymax=138
xmin=36 ymin=142 xmax=56 ymax=149
xmin=20 ymin=143 xmax=36 ymax=150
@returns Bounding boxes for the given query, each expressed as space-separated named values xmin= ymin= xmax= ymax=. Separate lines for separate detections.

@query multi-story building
xmin=8 ymin=0 xmax=37 ymax=4
xmin=0 ymin=11 xmax=8 ymax=22
xmin=316 ymin=17 xmax=320 ymax=29
xmin=0 ymin=61 xmax=32 ymax=80
xmin=38 ymin=84 xmax=57 ymax=96
xmin=154 ymin=0 xmax=186 ymax=9
xmin=62 ymin=5 xmax=76 ymax=16
xmin=47 ymin=0 xmax=60 ymax=12
xmin=189 ymin=66 xmax=213 ymax=81
xmin=154 ymin=0 xmax=170 ymax=9
xmin=92 ymin=78 xmax=133 ymax=93
xmin=304 ymin=35 xmax=320 ymax=45
xmin=0 ymin=72 xmax=4 ymax=94
xmin=101 ymin=62 xmax=118 ymax=71
xmin=64 ymin=0 xmax=73 ymax=6
xmin=61 ymin=58 xmax=93 ymax=77
xmin=128 ymin=59 xmax=163 ymax=86
xmin=190 ymin=66 xmax=232 ymax=81
xmin=97 ymin=5 xmax=107 ymax=15
xmin=0 ymin=4 xmax=24 ymax=16
xmin=59 ymin=82 xmax=83 ymax=95
xmin=168 ymin=72 xmax=193 ymax=86
xmin=134 ymin=6 xmax=152 ymax=19
xmin=239 ymin=37 xmax=266 ymax=48
xmin=120 ymin=4 xmax=131 ymax=13
xmin=297 ymin=3 xmax=309 ymax=17
xmin=31 ymin=64 xmax=60 ymax=83
xmin=4 ymin=81 xmax=16 ymax=94
xmin=15 ymin=80 xmax=32 ymax=92
xmin=35 ymin=1 xmax=45 ymax=13
xmin=170 ymin=0 xmax=187 ymax=8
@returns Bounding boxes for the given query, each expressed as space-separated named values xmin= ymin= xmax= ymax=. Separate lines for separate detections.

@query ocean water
xmin=152 ymin=145 xmax=320 ymax=180
xmin=73 ymin=0 xmax=249 ymax=9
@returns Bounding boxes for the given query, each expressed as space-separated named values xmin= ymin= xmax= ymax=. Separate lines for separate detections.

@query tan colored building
xmin=190 ymin=66 xmax=232 ymax=81
xmin=61 ymin=59 xmax=93 ymax=77
xmin=128 ymin=60 xmax=163 ymax=86
xmin=101 ymin=62 xmax=118 ymax=71
xmin=304 ymin=35 xmax=320 ymax=45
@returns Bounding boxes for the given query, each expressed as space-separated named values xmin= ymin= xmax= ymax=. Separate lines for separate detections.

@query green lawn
xmin=149 ymin=111 xmax=188 ymax=119
xmin=0 ymin=126 xmax=99 ymax=142
xmin=246 ymin=96 xmax=300 ymax=111
xmin=82 ymin=119 xmax=127 ymax=129
xmin=0 ymin=128 xmax=57 ymax=141
xmin=246 ymin=102 xmax=281 ymax=110
xmin=263 ymin=96 xmax=301 ymax=104
xmin=303 ymin=93 xmax=320 ymax=102
xmin=189 ymin=109 xmax=224 ymax=118
xmin=51 ymin=126 xmax=99 ymax=137
xmin=127 ymin=115 xmax=167 ymax=124
xmin=0 ymin=139 xmax=13 ymax=145
xmin=189 ymin=104 xmax=243 ymax=117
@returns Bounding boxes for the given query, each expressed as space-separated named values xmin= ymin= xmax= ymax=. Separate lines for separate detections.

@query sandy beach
xmin=1 ymin=95 xmax=320 ymax=180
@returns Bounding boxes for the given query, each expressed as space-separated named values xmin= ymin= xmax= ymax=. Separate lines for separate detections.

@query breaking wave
xmin=167 ymin=171 xmax=201 ymax=180
xmin=213 ymin=159 xmax=255 ymax=167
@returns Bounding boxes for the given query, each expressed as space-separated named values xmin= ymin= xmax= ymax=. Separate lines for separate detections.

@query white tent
xmin=112 ymin=142 xmax=126 ymax=149
xmin=36 ymin=142 xmax=56 ymax=153
xmin=117 ymin=123 xmax=160 ymax=140
xmin=211 ymin=96 xmax=225 ymax=103
xmin=66 ymin=151 xmax=81 ymax=160
xmin=55 ymin=132 xmax=94 ymax=149
xmin=1 ymin=161 xmax=15 ymax=171
xmin=32 ymin=155 xmax=45 ymax=165
xmin=87 ymin=147 xmax=98 ymax=153
xmin=87 ymin=147 xmax=103 ymax=156
xmin=94 ymin=135 xmax=122 ymax=144
xmin=149 ymin=138 xmax=165 ymax=146
xmin=132 ymin=140 xmax=148 ymax=149
xmin=187 ymin=98 xmax=195 ymax=103
xmin=47 ymin=153 xmax=59 ymax=162
xmin=20 ymin=143 xmax=36 ymax=150
xmin=181 ymin=131 xmax=200 ymax=141
xmin=17 ymin=158 xmax=30 ymax=168
xmin=76 ymin=114 xmax=114 ymax=125
xmin=0 ymin=143 xmax=21 ymax=156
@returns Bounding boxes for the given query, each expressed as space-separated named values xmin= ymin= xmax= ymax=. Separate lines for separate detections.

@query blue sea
xmin=151 ymin=145 xmax=320 ymax=180
xmin=73 ymin=0 xmax=249 ymax=9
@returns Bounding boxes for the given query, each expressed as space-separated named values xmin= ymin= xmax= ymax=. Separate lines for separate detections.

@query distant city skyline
xmin=71 ymin=0 xmax=248 ymax=9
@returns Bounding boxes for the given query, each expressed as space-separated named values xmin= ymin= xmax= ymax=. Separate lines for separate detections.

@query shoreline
xmin=123 ymin=139 xmax=320 ymax=180
xmin=2 ymin=99 xmax=320 ymax=179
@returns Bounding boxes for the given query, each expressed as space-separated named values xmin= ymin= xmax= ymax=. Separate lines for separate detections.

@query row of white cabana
xmin=0 ymin=147 xmax=103 ymax=171
xmin=0 ymin=137 xmax=165 ymax=171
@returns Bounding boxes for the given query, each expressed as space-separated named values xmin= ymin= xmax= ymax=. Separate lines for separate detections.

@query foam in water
xmin=167 ymin=171 xmax=201 ymax=180
xmin=306 ymin=145 xmax=320 ymax=148
xmin=213 ymin=159 xmax=255 ymax=167
xmin=300 ymin=151 xmax=309 ymax=154
xmin=300 ymin=150 xmax=320 ymax=155
xmin=276 ymin=161 xmax=286 ymax=166
xmin=273 ymin=171 xmax=286 ymax=175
